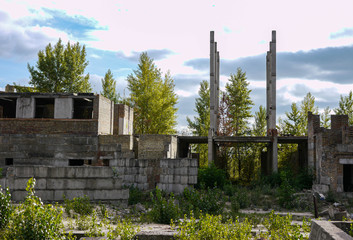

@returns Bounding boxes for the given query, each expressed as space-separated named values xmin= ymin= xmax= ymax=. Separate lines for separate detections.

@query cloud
xmin=330 ymin=28 xmax=353 ymax=39
xmin=185 ymin=45 xmax=353 ymax=84
xmin=116 ymin=49 xmax=174 ymax=62
xmin=0 ymin=10 xmax=65 ymax=61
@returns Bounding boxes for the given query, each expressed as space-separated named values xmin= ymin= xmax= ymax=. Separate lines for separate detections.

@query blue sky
xmin=1 ymin=0 xmax=353 ymax=132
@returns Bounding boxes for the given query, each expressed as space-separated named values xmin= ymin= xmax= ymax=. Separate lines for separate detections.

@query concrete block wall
xmin=114 ymin=104 xmax=133 ymax=135
xmin=137 ymin=135 xmax=178 ymax=159
xmin=97 ymin=95 xmax=114 ymax=135
xmin=111 ymin=158 xmax=198 ymax=194
xmin=0 ymin=134 xmax=99 ymax=166
xmin=1 ymin=166 xmax=128 ymax=202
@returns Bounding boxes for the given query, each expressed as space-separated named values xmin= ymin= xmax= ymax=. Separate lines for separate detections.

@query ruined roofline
xmin=308 ymin=111 xmax=349 ymax=132
xmin=0 ymin=92 xmax=95 ymax=98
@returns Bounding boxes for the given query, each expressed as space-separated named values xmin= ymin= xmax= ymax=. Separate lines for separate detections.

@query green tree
xmin=300 ymin=92 xmax=319 ymax=132
xmin=321 ymin=106 xmax=331 ymax=128
xmin=127 ymin=52 xmax=178 ymax=134
xmin=282 ymin=103 xmax=303 ymax=136
xmin=334 ymin=90 xmax=353 ymax=125
xmin=101 ymin=69 xmax=119 ymax=103
xmin=28 ymin=39 xmax=91 ymax=93
xmin=219 ymin=68 xmax=254 ymax=180
xmin=252 ymin=105 xmax=267 ymax=136
xmin=187 ymin=80 xmax=210 ymax=167
xmin=224 ymin=68 xmax=254 ymax=136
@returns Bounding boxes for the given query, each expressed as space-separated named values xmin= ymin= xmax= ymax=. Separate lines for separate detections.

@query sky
xmin=1 ymin=0 xmax=353 ymax=132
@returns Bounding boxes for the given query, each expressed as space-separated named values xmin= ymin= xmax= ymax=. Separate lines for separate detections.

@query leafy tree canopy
xmin=101 ymin=69 xmax=119 ymax=103
xmin=126 ymin=52 xmax=178 ymax=134
xmin=28 ymin=39 xmax=91 ymax=93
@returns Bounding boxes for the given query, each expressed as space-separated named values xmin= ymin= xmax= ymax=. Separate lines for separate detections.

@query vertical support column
xmin=266 ymin=30 xmax=278 ymax=173
xmin=216 ymin=50 xmax=220 ymax=129
xmin=208 ymin=31 xmax=216 ymax=165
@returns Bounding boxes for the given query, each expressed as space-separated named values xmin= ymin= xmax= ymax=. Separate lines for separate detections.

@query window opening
xmin=5 ymin=158 xmax=13 ymax=165
xmin=73 ymin=98 xmax=93 ymax=119
xmin=35 ymin=98 xmax=54 ymax=118
xmin=69 ymin=159 xmax=84 ymax=166
xmin=0 ymin=98 xmax=17 ymax=118
xmin=343 ymin=164 xmax=353 ymax=192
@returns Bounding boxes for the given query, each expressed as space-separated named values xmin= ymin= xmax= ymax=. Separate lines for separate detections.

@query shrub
xmin=179 ymin=187 xmax=225 ymax=217
xmin=4 ymin=178 xmax=72 ymax=240
xmin=128 ymin=185 xmax=146 ymax=205
xmin=172 ymin=213 xmax=253 ymax=240
xmin=149 ymin=187 xmax=180 ymax=224
xmin=293 ymin=168 xmax=314 ymax=190
xmin=107 ymin=219 xmax=140 ymax=240
xmin=260 ymin=211 xmax=311 ymax=239
xmin=0 ymin=186 xmax=12 ymax=230
xmin=196 ymin=164 xmax=227 ymax=189
xmin=278 ymin=171 xmax=296 ymax=209
xmin=64 ymin=195 xmax=93 ymax=216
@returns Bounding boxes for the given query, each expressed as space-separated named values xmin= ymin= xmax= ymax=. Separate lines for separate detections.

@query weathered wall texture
xmin=137 ymin=135 xmax=178 ymax=159
xmin=0 ymin=119 xmax=98 ymax=135
xmin=16 ymin=97 xmax=35 ymax=118
xmin=0 ymin=166 xmax=128 ymax=202
xmin=0 ymin=134 xmax=100 ymax=166
xmin=0 ymin=158 xmax=198 ymax=202
xmin=54 ymin=97 xmax=73 ymax=119
xmin=309 ymin=112 xmax=353 ymax=193
xmin=308 ymin=220 xmax=352 ymax=240
xmin=112 ymin=158 xmax=198 ymax=193
xmin=97 ymin=95 xmax=114 ymax=135
xmin=114 ymin=104 xmax=133 ymax=135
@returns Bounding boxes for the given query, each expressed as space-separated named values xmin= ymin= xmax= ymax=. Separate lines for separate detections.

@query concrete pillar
xmin=16 ymin=97 xmax=35 ymax=118
xmin=54 ymin=98 xmax=73 ymax=119
xmin=208 ymin=31 xmax=216 ymax=165
xmin=266 ymin=30 xmax=278 ymax=173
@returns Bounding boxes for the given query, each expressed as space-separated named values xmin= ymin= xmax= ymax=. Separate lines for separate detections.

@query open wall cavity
xmin=0 ymin=98 xmax=17 ymax=118
xmin=73 ymin=98 xmax=93 ymax=119
xmin=35 ymin=98 xmax=54 ymax=118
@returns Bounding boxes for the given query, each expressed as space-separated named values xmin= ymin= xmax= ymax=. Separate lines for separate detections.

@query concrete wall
xmin=309 ymin=220 xmax=352 ymax=240
xmin=0 ymin=119 xmax=98 ymax=135
xmin=0 ymin=134 xmax=100 ymax=166
xmin=97 ymin=95 xmax=114 ymax=135
xmin=54 ymin=97 xmax=73 ymax=119
xmin=0 ymin=157 xmax=198 ymax=202
xmin=16 ymin=97 xmax=35 ymax=118
xmin=0 ymin=166 xmax=128 ymax=202
xmin=110 ymin=158 xmax=198 ymax=194
xmin=114 ymin=104 xmax=133 ymax=135
xmin=137 ymin=135 xmax=178 ymax=159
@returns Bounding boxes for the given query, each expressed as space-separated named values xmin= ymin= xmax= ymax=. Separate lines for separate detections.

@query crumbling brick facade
xmin=309 ymin=112 xmax=353 ymax=193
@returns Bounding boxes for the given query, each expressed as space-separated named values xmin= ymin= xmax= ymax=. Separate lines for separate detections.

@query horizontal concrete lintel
xmin=339 ymin=158 xmax=353 ymax=164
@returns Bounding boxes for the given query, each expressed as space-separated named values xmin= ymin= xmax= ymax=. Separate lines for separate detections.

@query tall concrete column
xmin=266 ymin=30 xmax=278 ymax=173
xmin=208 ymin=31 xmax=219 ymax=165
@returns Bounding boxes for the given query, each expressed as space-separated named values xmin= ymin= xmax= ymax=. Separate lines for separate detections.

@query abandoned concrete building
xmin=309 ymin=112 xmax=353 ymax=194
xmin=0 ymin=91 xmax=197 ymax=202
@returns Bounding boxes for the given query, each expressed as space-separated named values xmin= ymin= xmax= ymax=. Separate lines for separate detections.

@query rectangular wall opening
xmin=0 ymin=98 xmax=17 ymax=118
xmin=73 ymin=98 xmax=93 ymax=119
xmin=5 ymin=158 xmax=13 ymax=165
xmin=343 ymin=164 xmax=353 ymax=192
xmin=68 ymin=159 xmax=84 ymax=166
xmin=35 ymin=98 xmax=54 ymax=118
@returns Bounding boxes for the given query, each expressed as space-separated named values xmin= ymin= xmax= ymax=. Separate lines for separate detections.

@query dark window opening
xmin=85 ymin=160 xmax=92 ymax=165
xmin=343 ymin=164 xmax=353 ymax=192
xmin=73 ymin=98 xmax=93 ymax=119
xmin=69 ymin=159 xmax=84 ymax=166
xmin=35 ymin=98 xmax=54 ymax=118
xmin=103 ymin=159 xmax=110 ymax=166
xmin=5 ymin=158 xmax=13 ymax=165
xmin=0 ymin=98 xmax=17 ymax=118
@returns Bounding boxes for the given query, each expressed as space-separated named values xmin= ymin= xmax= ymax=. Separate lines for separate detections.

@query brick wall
xmin=0 ymin=119 xmax=98 ymax=135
